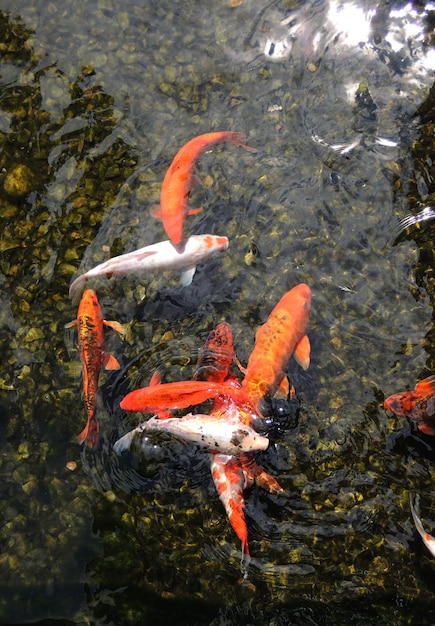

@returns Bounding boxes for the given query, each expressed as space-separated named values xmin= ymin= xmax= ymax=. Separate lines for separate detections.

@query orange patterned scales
xmin=65 ymin=289 xmax=124 ymax=446
xmin=242 ymin=283 xmax=311 ymax=409
xmin=155 ymin=131 xmax=256 ymax=246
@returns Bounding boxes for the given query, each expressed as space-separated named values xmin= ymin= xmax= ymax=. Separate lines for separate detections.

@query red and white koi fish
xmin=154 ymin=131 xmax=256 ymax=246
xmin=242 ymin=283 xmax=311 ymax=410
xmin=113 ymin=409 xmax=269 ymax=455
xmin=384 ymin=376 xmax=435 ymax=435
xmin=66 ymin=289 xmax=124 ymax=446
xmin=210 ymin=452 xmax=283 ymax=562
xmin=195 ymin=322 xmax=283 ymax=563
xmin=410 ymin=493 xmax=435 ymax=557
xmin=120 ymin=378 xmax=262 ymax=421
xmin=69 ymin=234 xmax=229 ymax=300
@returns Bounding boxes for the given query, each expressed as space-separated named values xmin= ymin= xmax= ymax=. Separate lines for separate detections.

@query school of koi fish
xmin=67 ymin=130 xmax=435 ymax=570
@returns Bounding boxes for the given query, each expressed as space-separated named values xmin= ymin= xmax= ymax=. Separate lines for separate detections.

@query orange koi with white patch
xmin=242 ymin=283 xmax=311 ymax=410
xmin=66 ymin=289 xmax=124 ymax=446
xmin=156 ymin=131 xmax=256 ymax=246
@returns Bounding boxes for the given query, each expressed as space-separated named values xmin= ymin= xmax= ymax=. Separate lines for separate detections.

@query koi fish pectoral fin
xmin=103 ymin=320 xmax=125 ymax=335
xmin=186 ymin=207 xmax=203 ymax=216
xmin=150 ymin=205 xmax=162 ymax=219
xmin=415 ymin=375 xmax=435 ymax=394
xmin=181 ymin=266 xmax=196 ymax=287
xmin=417 ymin=422 xmax=435 ymax=436
xmin=293 ymin=334 xmax=311 ymax=370
xmin=104 ymin=353 xmax=121 ymax=370
xmin=275 ymin=373 xmax=290 ymax=399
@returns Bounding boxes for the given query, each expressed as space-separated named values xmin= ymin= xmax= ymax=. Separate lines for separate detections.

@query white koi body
xmin=69 ymin=234 xmax=229 ymax=299
xmin=410 ymin=493 xmax=435 ymax=557
xmin=114 ymin=412 xmax=269 ymax=456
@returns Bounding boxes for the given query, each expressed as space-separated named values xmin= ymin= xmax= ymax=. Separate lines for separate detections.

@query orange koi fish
xmin=155 ymin=131 xmax=256 ymax=246
xmin=120 ymin=378 xmax=262 ymax=421
xmin=242 ymin=283 xmax=311 ymax=410
xmin=66 ymin=289 xmax=124 ymax=446
xmin=384 ymin=375 xmax=435 ymax=435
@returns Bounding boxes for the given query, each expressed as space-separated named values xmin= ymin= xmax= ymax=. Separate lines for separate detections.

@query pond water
xmin=1 ymin=0 xmax=435 ymax=624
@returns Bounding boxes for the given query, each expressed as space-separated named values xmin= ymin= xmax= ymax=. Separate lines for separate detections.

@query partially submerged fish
xmin=114 ymin=411 xmax=269 ymax=455
xmin=69 ymin=234 xmax=229 ymax=300
xmin=410 ymin=493 xmax=435 ymax=558
xmin=384 ymin=376 xmax=435 ymax=435
xmin=194 ymin=321 xmax=243 ymax=383
xmin=155 ymin=131 xmax=256 ymax=246
xmin=66 ymin=289 xmax=124 ymax=446
xmin=242 ymin=283 xmax=311 ymax=410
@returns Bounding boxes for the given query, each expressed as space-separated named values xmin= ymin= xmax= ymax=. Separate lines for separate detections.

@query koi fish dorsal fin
xmin=104 ymin=353 xmax=121 ymax=370
xmin=148 ymin=371 xmax=172 ymax=418
xmin=293 ymin=334 xmax=311 ymax=370
xmin=233 ymin=354 xmax=247 ymax=375
xmin=103 ymin=320 xmax=125 ymax=334
xmin=415 ymin=375 xmax=435 ymax=394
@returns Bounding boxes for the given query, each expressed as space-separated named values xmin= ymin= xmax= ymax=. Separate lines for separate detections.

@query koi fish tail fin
xmin=68 ymin=274 xmax=88 ymax=301
xmin=78 ymin=412 xmax=99 ymax=447
xmin=228 ymin=506 xmax=250 ymax=559
xmin=240 ymin=547 xmax=251 ymax=581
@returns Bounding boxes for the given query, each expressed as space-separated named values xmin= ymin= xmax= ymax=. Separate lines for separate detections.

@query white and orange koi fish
xmin=113 ymin=409 xmax=269 ymax=456
xmin=69 ymin=234 xmax=229 ymax=300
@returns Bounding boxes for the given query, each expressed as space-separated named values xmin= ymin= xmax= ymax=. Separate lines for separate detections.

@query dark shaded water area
xmin=1 ymin=0 xmax=435 ymax=623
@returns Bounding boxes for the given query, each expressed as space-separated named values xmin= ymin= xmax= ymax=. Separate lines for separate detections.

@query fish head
xmin=384 ymin=391 xmax=417 ymax=417
xmin=230 ymin=428 xmax=269 ymax=452
xmin=78 ymin=289 xmax=103 ymax=320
